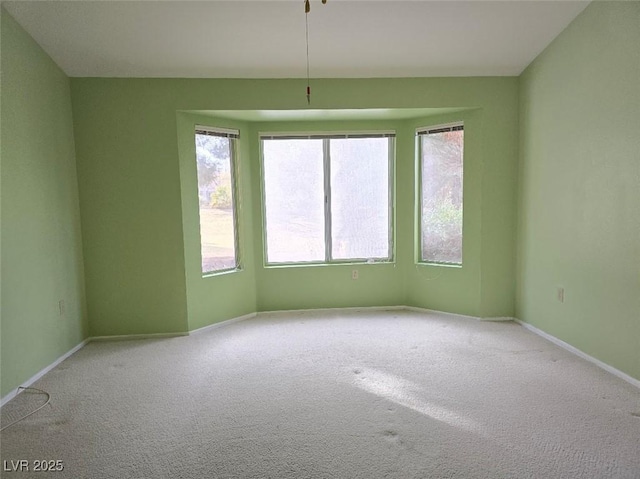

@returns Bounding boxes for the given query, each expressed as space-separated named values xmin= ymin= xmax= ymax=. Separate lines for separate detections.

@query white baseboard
xmin=257 ymin=305 xmax=405 ymax=317
xmin=405 ymin=307 xmax=514 ymax=323
xmin=515 ymin=319 xmax=640 ymax=390
xmin=90 ymin=332 xmax=188 ymax=342
xmin=257 ymin=304 xmax=487 ymax=323
xmin=1 ymin=339 xmax=89 ymax=407
xmin=401 ymin=305 xmax=480 ymax=322
xmin=189 ymin=312 xmax=257 ymax=334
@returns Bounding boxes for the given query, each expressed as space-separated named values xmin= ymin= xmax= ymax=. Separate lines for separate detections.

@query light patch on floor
xmin=347 ymin=366 xmax=484 ymax=436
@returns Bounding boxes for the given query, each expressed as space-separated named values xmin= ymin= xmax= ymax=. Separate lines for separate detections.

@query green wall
xmin=70 ymin=77 xmax=518 ymax=336
xmin=177 ymin=112 xmax=257 ymax=331
xmin=517 ymin=2 xmax=640 ymax=380
xmin=71 ymin=81 xmax=190 ymax=337
xmin=1 ymin=10 xmax=88 ymax=396
xmin=406 ymin=110 xmax=484 ymax=316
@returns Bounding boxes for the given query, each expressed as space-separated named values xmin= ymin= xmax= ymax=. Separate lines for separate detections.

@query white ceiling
xmin=4 ymin=1 xmax=590 ymax=78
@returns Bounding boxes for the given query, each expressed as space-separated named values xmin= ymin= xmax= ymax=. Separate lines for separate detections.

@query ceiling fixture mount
xmin=305 ymin=0 xmax=327 ymax=14
xmin=304 ymin=0 xmax=328 ymax=104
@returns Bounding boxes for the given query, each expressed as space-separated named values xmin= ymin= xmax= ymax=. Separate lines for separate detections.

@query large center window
xmin=261 ymin=133 xmax=394 ymax=265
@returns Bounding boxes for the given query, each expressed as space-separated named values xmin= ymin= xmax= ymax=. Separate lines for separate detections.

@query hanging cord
xmin=303 ymin=0 xmax=327 ymax=104
xmin=305 ymin=1 xmax=311 ymax=104
xmin=0 ymin=387 xmax=51 ymax=432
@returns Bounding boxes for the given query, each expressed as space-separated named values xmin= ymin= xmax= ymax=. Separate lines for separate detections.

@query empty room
xmin=1 ymin=1 xmax=639 ymax=477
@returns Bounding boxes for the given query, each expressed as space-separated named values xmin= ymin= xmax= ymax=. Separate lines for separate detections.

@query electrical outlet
xmin=557 ymin=287 xmax=564 ymax=303
xmin=58 ymin=300 xmax=66 ymax=317
xmin=352 ymin=269 xmax=359 ymax=280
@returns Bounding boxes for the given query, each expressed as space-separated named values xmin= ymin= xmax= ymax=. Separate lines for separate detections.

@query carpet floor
xmin=1 ymin=309 xmax=639 ymax=478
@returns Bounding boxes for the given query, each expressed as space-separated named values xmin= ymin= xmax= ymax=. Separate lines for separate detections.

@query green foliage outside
xmin=422 ymin=199 xmax=463 ymax=263
xmin=421 ymin=130 xmax=464 ymax=264
xmin=196 ymin=133 xmax=234 ymax=208
xmin=210 ymin=185 xmax=233 ymax=208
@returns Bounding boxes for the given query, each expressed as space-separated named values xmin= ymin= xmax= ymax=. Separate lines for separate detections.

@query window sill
xmin=202 ymin=267 xmax=243 ymax=278
xmin=264 ymin=260 xmax=395 ymax=270
xmin=415 ymin=262 xmax=462 ymax=269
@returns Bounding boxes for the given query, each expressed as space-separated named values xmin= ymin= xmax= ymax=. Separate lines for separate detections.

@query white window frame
xmin=260 ymin=132 xmax=396 ymax=266
xmin=416 ymin=122 xmax=464 ymax=266
xmin=195 ymin=125 xmax=241 ymax=276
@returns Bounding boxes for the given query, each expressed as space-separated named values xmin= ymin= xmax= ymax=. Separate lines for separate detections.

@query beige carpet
xmin=2 ymin=309 xmax=639 ymax=478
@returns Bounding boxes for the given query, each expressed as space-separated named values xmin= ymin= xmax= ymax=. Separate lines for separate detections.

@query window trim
xmin=195 ymin=125 xmax=240 ymax=139
xmin=416 ymin=121 xmax=464 ymax=267
xmin=195 ymin=126 xmax=242 ymax=277
xmin=259 ymin=132 xmax=395 ymax=266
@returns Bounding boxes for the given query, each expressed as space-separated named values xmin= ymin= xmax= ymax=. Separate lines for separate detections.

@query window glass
xmin=263 ymin=139 xmax=325 ymax=263
xmin=195 ymin=133 xmax=239 ymax=274
xmin=330 ymin=138 xmax=390 ymax=260
xmin=420 ymin=127 xmax=464 ymax=264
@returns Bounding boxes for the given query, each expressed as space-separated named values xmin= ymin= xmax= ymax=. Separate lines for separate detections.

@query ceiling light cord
xmin=304 ymin=0 xmax=327 ymax=105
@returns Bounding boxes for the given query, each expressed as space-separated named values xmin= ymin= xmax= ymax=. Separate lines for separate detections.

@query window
xmin=261 ymin=133 xmax=394 ymax=264
xmin=195 ymin=126 xmax=240 ymax=275
xmin=417 ymin=123 xmax=464 ymax=265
